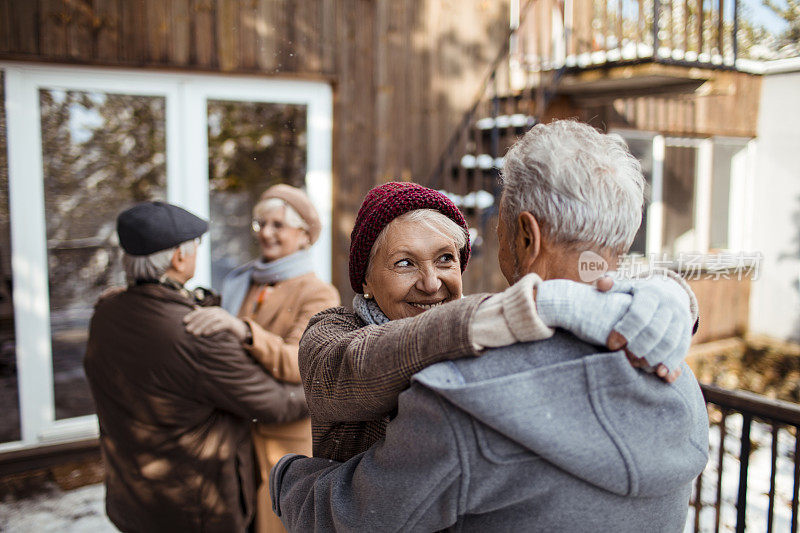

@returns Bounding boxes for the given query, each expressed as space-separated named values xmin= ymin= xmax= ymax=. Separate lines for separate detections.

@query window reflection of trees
xmin=0 ymin=70 xmax=21 ymax=443
xmin=3 ymin=91 xmax=309 ymax=424
xmin=40 ymin=89 xmax=167 ymax=420
xmin=207 ymin=101 xmax=307 ymax=289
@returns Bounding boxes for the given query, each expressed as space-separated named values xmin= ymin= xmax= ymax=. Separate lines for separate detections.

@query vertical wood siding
xmin=0 ymin=0 xmax=510 ymax=300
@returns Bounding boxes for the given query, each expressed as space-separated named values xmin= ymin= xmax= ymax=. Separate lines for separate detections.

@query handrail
xmin=700 ymin=383 xmax=800 ymax=426
xmin=426 ymin=0 xmax=539 ymax=188
xmin=427 ymin=0 xmax=743 ymax=190
xmin=694 ymin=381 xmax=800 ymax=533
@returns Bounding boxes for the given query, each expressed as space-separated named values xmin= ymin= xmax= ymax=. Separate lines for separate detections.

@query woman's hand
xmin=534 ymin=274 xmax=693 ymax=383
xmin=596 ymin=274 xmax=692 ymax=382
xmin=184 ymin=306 xmax=250 ymax=342
xmin=596 ymin=277 xmax=683 ymax=383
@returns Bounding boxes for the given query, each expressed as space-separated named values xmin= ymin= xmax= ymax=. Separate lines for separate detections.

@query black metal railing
xmin=427 ymin=0 xmax=538 ymax=190
xmin=425 ymin=0 xmax=555 ymax=292
xmin=692 ymin=383 xmax=800 ymax=533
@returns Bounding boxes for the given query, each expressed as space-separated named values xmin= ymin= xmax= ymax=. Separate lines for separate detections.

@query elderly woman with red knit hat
xmin=296 ymin=181 xmax=697 ymax=464
xmin=185 ymin=184 xmax=339 ymax=533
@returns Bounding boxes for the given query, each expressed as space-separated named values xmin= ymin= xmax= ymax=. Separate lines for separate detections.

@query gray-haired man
xmin=270 ymin=121 xmax=709 ymax=532
xmin=84 ymin=201 xmax=307 ymax=533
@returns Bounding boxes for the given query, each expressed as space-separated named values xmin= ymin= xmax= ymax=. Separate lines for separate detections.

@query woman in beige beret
xmin=185 ymin=184 xmax=339 ymax=533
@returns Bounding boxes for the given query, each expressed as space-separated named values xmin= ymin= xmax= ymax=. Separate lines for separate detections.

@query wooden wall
xmin=550 ymin=68 xmax=763 ymax=138
xmin=0 ymin=0 xmax=510 ymax=299
xmin=687 ymin=275 xmax=752 ymax=345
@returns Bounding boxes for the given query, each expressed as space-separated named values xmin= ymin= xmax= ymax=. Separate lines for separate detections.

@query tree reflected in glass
xmin=207 ymin=100 xmax=307 ymax=289
xmin=40 ymin=88 xmax=167 ymax=420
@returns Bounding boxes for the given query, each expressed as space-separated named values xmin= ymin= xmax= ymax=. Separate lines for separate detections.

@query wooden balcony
xmin=510 ymin=0 xmax=741 ymax=95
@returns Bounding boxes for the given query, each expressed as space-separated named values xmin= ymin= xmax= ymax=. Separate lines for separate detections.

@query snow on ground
xmin=0 ymin=482 xmax=116 ymax=533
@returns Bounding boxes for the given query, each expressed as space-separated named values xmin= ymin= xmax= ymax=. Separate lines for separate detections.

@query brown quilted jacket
xmin=84 ymin=283 xmax=307 ymax=533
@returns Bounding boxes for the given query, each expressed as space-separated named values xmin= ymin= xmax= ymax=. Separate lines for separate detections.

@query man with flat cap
xmin=84 ymin=201 xmax=307 ymax=533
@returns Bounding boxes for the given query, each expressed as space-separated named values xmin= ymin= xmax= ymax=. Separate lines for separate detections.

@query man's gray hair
xmin=500 ymin=120 xmax=645 ymax=253
xmin=254 ymin=198 xmax=308 ymax=231
xmin=367 ymin=209 xmax=468 ymax=274
xmin=123 ymin=240 xmax=198 ymax=284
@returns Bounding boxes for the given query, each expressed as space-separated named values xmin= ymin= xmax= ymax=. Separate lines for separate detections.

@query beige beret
xmin=257 ymin=184 xmax=322 ymax=244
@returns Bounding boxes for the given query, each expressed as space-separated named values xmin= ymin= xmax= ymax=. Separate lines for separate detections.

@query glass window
xmin=39 ymin=88 xmax=167 ymax=420
xmin=207 ymin=100 xmax=307 ymax=290
xmin=0 ymin=70 xmax=21 ymax=443
xmin=623 ymin=136 xmax=654 ymax=255
xmin=710 ymin=141 xmax=748 ymax=251
xmin=662 ymin=144 xmax=697 ymax=256
xmin=3 ymin=67 xmax=331 ymax=446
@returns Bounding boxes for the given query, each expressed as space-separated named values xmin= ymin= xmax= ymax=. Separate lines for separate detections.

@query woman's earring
xmin=364 ymin=293 xmax=372 ymax=300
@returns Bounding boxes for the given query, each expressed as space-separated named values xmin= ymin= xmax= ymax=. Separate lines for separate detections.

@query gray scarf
xmin=221 ymin=248 xmax=314 ymax=315
xmin=352 ymin=294 xmax=390 ymax=325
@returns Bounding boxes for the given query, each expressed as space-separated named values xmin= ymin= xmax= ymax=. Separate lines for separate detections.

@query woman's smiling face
xmin=363 ymin=218 xmax=463 ymax=320
xmin=252 ymin=204 xmax=310 ymax=262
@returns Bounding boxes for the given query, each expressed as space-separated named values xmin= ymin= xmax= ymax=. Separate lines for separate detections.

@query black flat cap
xmin=117 ymin=201 xmax=208 ymax=256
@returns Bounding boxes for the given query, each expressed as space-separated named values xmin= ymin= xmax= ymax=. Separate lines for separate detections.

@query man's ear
xmin=170 ymin=247 xmax=184 ymax=272
xmin=516 ymin=211 xmax=541 ymax=271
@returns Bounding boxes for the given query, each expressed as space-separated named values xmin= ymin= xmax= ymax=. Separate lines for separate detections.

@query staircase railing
xmin=428 ymin=0 xmax=743 ymax=192
xmin=424 ymin=0 xmax=742 ymax=294
xmin=427 ymin=0 xmax=540 ymax=191
xmin=425 ymin=0 xmax=567 ymax=293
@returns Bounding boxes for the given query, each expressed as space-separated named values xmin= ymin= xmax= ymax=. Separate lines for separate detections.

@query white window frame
xmin=712 ymin=136 xmax=756 ymax=252
xmin=612 ymin=129 xmax=754 ymax=258
xmin=662 ymin=136 xmax=712 ymax=255
xmin=1 ymin=62 xmax=333 ymax=452
xmin=610 ymin=129 xmax=663 ymax=254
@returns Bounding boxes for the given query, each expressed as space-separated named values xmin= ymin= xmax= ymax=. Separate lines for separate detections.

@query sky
xmin=741 ymin=0 xmax=791 ymax=33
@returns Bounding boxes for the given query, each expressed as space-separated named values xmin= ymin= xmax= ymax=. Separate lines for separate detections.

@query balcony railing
xmin=692 ymin=383 xmax=800 ymax=532
xmin=425 ymin=0 xmax=746 ymax=294
xmin=512 ymin=0 xmax=740 ymax=79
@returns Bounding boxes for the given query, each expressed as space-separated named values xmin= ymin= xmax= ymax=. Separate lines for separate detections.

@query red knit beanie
xmin=349 ymin=182 xmax=471 ymax=293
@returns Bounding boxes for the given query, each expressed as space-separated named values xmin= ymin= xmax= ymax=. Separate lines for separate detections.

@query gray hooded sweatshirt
xmin=271 ymin=331 xmax=710 ymax=532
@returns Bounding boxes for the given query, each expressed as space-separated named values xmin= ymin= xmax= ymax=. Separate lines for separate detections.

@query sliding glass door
xmin=0 ymin=64 xmax=332 ymax=451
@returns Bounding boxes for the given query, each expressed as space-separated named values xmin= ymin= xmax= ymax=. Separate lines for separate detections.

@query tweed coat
xmin=84 ymin=283 xmax=307 ymax=533
xmin=231 ymin=271 xmax=340 ymax=533
xmin=298 ymin=294 xmax=487 ymax=462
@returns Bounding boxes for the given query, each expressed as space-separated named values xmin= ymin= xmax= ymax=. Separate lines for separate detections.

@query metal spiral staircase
xmin=425 ymin=0 xmax=742 ymax=293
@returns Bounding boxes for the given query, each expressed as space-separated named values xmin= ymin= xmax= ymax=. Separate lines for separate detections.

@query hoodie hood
xmin=412 ymin=333 xmax=709 ymax=498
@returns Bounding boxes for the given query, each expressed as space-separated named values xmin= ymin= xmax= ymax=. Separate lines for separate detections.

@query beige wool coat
xmin=235 ymin=272 xmax=340 ymax=533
